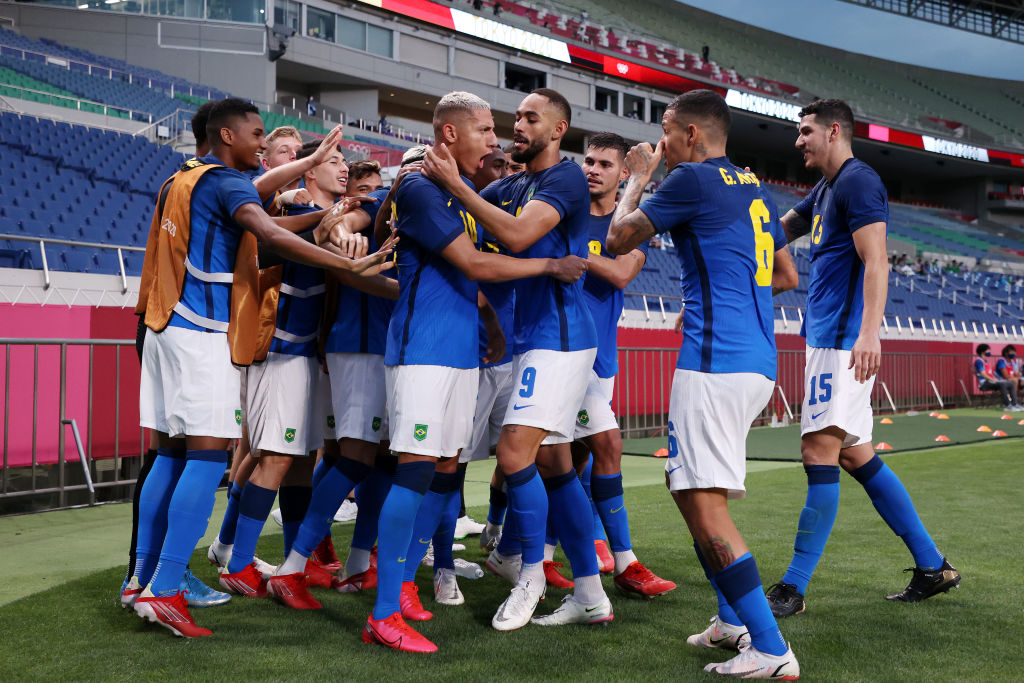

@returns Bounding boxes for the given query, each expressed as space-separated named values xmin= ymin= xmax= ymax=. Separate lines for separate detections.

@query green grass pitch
xmin=0 ymin=439 xmax=1021 ymax=681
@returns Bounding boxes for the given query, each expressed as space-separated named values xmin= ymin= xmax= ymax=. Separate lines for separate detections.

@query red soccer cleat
xmin=311 ymin=536 xmax=343 ymax=573
xmin=543 ymin=561 xmax=575 ymax=589
xmin=134 ymin=590 xmax=213 ymax=638
xmin=304 ymin=559 xmax=339 ymax=589
xmin=218 ymin=563 xmax=268 ymax=598
xmin=595 ymin=540 xmax=615 ymax=574
xmin=268 ymin=572 xmax=322 ymax=610
xmin=400 ymin=581 xmax=433 ymax=621
xmin=613 ymin=561 xmax=677 ymax=598
xmin=336 ymin=567 xmax=377 ymax=593
xmin=362 ymin=612 xmax=438 ymax=653
xmin=120 ymin=577 xmax=143 ymax=609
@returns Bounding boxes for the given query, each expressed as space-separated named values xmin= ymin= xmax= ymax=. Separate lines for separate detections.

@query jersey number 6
xmin=748 ymin=198 xmax=774 ymax=287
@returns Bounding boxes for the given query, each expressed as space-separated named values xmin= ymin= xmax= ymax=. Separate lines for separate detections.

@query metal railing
xmin=0 ymin=234 xmax=143 ymax=293
xmin=0 ymin=338 xmax=145 ymax=513
xmin=612 ymin=348 xmax=979 ymax=440
xmin=0 ymin=81 xmax=147 ymax=120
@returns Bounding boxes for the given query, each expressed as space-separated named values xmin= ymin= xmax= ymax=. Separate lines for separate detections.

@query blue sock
xmin=402 ymin=471 xmax=458 ymax=582
xmin=716 ymin=553 xmax=787 ymax=656
xmin=373 ymin=461 xmax=435 ymax=620
xmin=487 ymin=484 xmax=507 ymax=526
xmin=227 ymin=483 xmax=278 ymax=574
xmin=278 ymin=485 xmax=312 ymax=556
xmin=133 ymin=448 xmax=186 ymax=585
xmin=545 ymin=512 xmax=559 ymax=548
xmin=432 ymin=471 xmax=463 ymax=571
xmin=781 ymin=465 xmax=840 ymax=594
xmin=693 ymin=541 xmax=742 ymax=625
xmin=312 ymin=459 xmax=331 ymax=538
xmin=592 ymin=473 xmax=632 ymax=552
xmin=544 ymin=470 xmax=599 ymax=578
xmin=853 ymin=455 xmax=943 ymax=570
xmin=496 ymin=504 xmax=522 ymax=556
xmin=579 ymin=454 xmax=607 ymax=543
xmin=218 ymin=482 xmax=244 ymax=545
xmin=291 ymin=456 xmax=370 ymax=559
xmin=148 ymin=449 xmax=228 ymax=597
xmin=352 ymin=464 xmax=391 ymax=551
xmin=505 ymin=464 xmax=547 ymax=565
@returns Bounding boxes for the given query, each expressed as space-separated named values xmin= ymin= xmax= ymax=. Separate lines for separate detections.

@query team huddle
xmin=119 ymin=87 xmax=960 ymax=679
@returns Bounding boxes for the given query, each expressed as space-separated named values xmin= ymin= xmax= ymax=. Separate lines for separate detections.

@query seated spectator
xmin=996 ymin=345 xmax=1024 ymax=394
xmin=975 ymin=343 xmax=1022 ymax=410
xmin=912 ymin=257 xmax=924 ymax=274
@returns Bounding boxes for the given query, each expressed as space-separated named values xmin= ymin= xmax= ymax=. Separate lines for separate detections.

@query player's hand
xmin=849 ymin=334 xmax=881 ymax=383
xmin=319 ymin=195 xmax=377 ymax=257
xmin=340 ymin=233 xmax=398 ymax=277
xmin=395 ymin=161 xmax=423 ymax=184
xmin=422 ymin=144 xmax=460 ymax=190
xmin=547 ymin=255 xmax=588 ymax=282
xmin=673 ymin=308 xmax=684 ymax=333
xmin=276 ymin=188 xmax=314 ymax=208
xmin=311 ymin=125 xmax=344 ymax=165
xmin=625 ymin=140 xmax=663 ymax=180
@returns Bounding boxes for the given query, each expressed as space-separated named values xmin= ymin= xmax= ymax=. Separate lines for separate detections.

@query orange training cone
xmin=875 ymin=442 xmax=893 ymax=450
xmin=1018 ymin=419 xmax=1024 ymax=426
xmin=977 ymin=425 xmax=992 ymax=432
xmin=880 ymin=417 xmax=894 ymax=424
xmin=937 ymin=414 xmax=950 ymax=420
xmin=1001 ymin=414 xmax=1013 ymax=420
xmin=929 ymin=411 xmax=939 ymax=417
xmin=653 ymin=448 xmax=668 ymax=458
xmin=934 ymin=435 xmax=950 ymax=442
xmin=992 ymin=430 xmax=1008 ymax=437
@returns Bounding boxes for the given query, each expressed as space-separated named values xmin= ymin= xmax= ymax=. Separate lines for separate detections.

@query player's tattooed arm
xmin=780 ymin=209 xmax=812 ymax=244
xmin=586 ymin=248 xmax=646 ymax=290
xmin=608 ymin=141 xmax=662 ymax=255
xmin=771 ymin=244 xmax=798 ymax=295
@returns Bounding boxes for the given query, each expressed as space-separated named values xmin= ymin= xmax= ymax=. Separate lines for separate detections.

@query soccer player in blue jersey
xmin=424 ymin=88 xmax=613 ymax=630
xmin=569 ymin=132 xmax=676 ymax=598
xmin=129 ymin=98 xmax=395 ymax=638
xmin=764 ymin=99 xmax=959 ymax=619
xmin=363 ymin=91 xmax=588 ymax=653
xmin=607 ymin=89 xmax=801 ymax=679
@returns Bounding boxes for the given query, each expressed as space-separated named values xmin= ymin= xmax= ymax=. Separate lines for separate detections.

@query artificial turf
xmin=1 ymin=441 xmax=1020 ymax=681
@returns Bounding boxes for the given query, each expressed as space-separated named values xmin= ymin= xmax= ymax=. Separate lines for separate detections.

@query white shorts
xmin=387 ymin=364 xmax=478 ymax=457
xmin=800 ymin=346 xmax=874 ymax=448
xmin=665 ymin=369 xmax=774 ymax=499
xmin=139 ymin=325 xmax=242 ymax=439
xmin=460 ymin=363 xmax=515 ymax=464
xmin=502 ymin=348 xmax=597 ymax=445
xmin=246 ymin=352 xmax=323 ymax=456
xmin=325 ymin=352 xmax=389 ymax=443
xmin=573 ymin=370 xmax=620 ymax=439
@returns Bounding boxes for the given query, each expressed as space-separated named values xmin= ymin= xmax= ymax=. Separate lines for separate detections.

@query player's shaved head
xmin=191 ymin=99 xmax=218 ymax=151
xmin=206 ymin=97 xmax=260 ymax=146
xmin=800 ymin=99 xmax=855 ymax=142
xmin=432 ymin=91 xmax=491 ymax=137
xmin=666 ymin=89 xmax=730 ymax=142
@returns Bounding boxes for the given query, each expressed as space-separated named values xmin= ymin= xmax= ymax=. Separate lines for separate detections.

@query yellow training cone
xmin=934 ymin=435 xmax=950 ymax=442
xmin=880 ymin=417 xmax=894 ymax=424
xmin=937 ymin=414 xmax=950 ymax=420
xmin=875 ymin=442 xmax=893 ymax=450
xmin=977 ymin=425 xmax=992 ymax=432
xmin=992 ymin=430 xmax=1008 ymax=437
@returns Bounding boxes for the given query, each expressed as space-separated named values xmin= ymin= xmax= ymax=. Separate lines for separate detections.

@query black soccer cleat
xmin=885 ymin=559 xmax=961 ymax=602
xmin=765 ymin=582 xmax=806 ymax=618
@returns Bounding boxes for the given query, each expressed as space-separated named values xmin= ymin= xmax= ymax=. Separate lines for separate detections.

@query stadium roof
xmin=838 ymin=0 xmax=1024 ymax=44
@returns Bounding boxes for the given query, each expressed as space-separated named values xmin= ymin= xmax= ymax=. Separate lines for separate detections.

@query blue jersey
xmin=639 ymin=157 xmax=784 ymax=380
xmin=479 ymin=158 xmax=596 ymax=354
xmin=583 ymin=211 xmax=648 ymax=379
xmin=386 ymin=173 xmax=478 ymax=369
xmin=268 ymin=203 xmax=326 ymax=357
xmin=793 ymin=158 xmax=888 ymax=350
xmin=478 ymin=228 xmax=516 ymax=368
xmin=325 ymin=188 xmax=396 ymax=355
xmin=975 ymin=357 xmax=993 ymax=383
xmin=169 ymin=154 xmax=262 ymax=333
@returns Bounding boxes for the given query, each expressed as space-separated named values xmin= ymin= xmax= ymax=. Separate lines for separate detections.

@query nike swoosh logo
xmin=397 ymin=557 xmax=406 ymax=563
xmin=709 ymin=635 xmax=732 ymax=645
xmin=501 ymin=199 xmax=513 ymax=206
xmin=811 ymin=410 xmax=828 ymax=420
xmin=418 ymin=538 xmax=431 ymax=545
xmin=667 ymin=466 xmax=681 ymax=474
xmin=609 ymin=506 xmax=623 ymax=514
xmin=771 ymin=663 xmax=792 ymax=678
xmin=513 ymin=404 xmax=534 ymax=410
xmin=584 ymin=605 xmax=603 ymax=613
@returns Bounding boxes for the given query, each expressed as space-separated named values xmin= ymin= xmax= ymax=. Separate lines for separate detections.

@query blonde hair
xmin=432 ymin=91 xmax=490 ymax=134
xmin=264 ymin=126 xmax=302 ymax=151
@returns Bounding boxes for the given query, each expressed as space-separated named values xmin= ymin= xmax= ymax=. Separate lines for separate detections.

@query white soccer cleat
xmin=334 ymin=499 xmax=358 ymax=522
xmin=686 ymin=615 xmax=751 ymax=651
xmin=421 ymin=543 xmax=435 ymax=567
xmin=270 ymin=508 xmax=283 ymax=527
xmin=491 ymin=577 xmax=545 ymax=631
xmin=434 ymin=568 xmax=465 ymax=606
xmin=207 ymin=540 xmax=232 ymax=570
xmin=530 ymin=593 xmax=614 ymax=626
xmin=253 ymin=556 xmax=279 ymax=580
xmin=703 ymin=644 xmax=800 ymax=680
xmin=453 ymin=558 xmax=485 ymax=579
xmin=486 ymin=549 xmax=522 ymax=584
xmin=454 ymin=515 xmax=485 ymax=539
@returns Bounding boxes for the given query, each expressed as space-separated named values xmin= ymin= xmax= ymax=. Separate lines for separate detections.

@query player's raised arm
xmin=607 ymin=141 xmax=663 ymax=255
xmin=849 ymin=221 xmax=887 ymax=382
xmin=252 ymin=125 xmax=344 ymax=201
